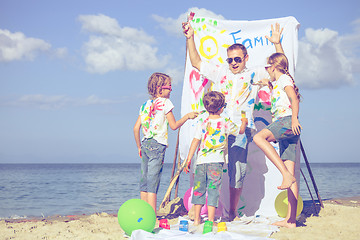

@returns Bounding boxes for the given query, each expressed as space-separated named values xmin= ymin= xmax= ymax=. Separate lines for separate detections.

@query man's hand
xmin=182 ymin=22 xmax=194 ymax=39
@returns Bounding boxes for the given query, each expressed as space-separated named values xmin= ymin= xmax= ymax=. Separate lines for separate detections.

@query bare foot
xmin=193 ymin=218 xmax=202 ymax=226
xmin=272 ymin=219 xmax=296 ymax=228
xmin=278 ymin=172 xmax=296 ymax=190
xmin=188 ymin=205 xmax=195 ymax=221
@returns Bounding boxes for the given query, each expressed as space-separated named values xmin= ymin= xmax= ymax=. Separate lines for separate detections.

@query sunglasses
xmin=226 ymin=55 xmax=246 ymax=64
xmin=217 ymin=103 xmax=227 ymax=111
xmin=162 ymin=85 xmax=172 ymax=91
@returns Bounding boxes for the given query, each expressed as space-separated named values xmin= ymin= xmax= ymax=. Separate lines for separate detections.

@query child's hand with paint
xmin=184 ymin=159 xmax=191 ymax=174
xmin=255 ymin=78 xmax=273 ymax=90
xmin=186 ymin=111 xmax=199 ymax=120
xmin=240 ymin=111 xmax=248 ymax=134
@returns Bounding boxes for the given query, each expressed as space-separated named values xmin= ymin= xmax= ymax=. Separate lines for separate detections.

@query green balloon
xmin=117 ymin=199 xmax=156 ymax=236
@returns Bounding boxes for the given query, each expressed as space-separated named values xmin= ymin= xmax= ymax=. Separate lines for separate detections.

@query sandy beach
xmin=1 ymin=196 xmax=359 ymax=240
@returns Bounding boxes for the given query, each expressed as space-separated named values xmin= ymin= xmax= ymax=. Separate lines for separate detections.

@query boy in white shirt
xmin=184 ymin=91 xmax=247 ymax=225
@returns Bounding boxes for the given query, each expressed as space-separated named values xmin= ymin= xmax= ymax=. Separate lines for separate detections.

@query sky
xmin=1 ymin=0 xmax=359 ymax=164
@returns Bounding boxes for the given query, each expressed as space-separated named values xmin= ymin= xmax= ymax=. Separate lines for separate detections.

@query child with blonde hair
xmin=184 ymin=91 xmax=248 ymax=226
xmin=133 ymin=72 xmax=198 ymax=217
xmin=253 ymin=53 xmax=302 ymax=228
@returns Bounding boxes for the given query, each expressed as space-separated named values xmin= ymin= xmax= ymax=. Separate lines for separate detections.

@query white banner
xmin=179 ymin=16 xmax=301 ymax=217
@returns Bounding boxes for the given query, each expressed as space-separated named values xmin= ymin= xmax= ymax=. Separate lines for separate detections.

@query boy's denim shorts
xmin=266 ymin=116 xmax=300 ymax=162
xmin=139 ymin=138 xmax=166 ymax=194
xmin=191 ymin=162 xmax=223 ymax=207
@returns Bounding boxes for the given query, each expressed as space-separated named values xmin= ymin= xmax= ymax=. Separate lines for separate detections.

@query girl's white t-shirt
xmin=271 ymin=74 xmax=294 ymax=121
xmin=139 ymin=97 xmax=174 ymax=146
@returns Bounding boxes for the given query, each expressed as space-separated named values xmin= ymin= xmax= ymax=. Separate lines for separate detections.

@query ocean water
xmin=0 ymin=163 xmax=359 ymax=219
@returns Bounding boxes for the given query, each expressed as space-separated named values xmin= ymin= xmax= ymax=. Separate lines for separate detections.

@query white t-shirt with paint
xmin=139 ymin=97 xmax=174 ymax=146
xmin=271 ymin=74 xmax=294 ymax=121
xmin=200 ymin=62 xmax=268 ymax=130
xmin=193 ymin=116 xmax=239 ymax=165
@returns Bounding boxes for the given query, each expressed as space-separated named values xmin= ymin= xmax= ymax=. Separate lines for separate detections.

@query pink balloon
xmin=183 ymin=187 xmax=208 ymax=215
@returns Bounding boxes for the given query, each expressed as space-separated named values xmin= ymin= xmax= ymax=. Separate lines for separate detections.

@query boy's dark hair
xmin=203 ymin=91 xmax=225 ymax=114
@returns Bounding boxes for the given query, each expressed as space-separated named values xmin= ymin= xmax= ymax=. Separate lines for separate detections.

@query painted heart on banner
xmin=189 ymin=69 xmax=208 ymax=102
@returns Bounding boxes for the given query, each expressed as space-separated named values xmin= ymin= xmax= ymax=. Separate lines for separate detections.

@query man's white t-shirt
xmin=200 ymin=61 xmax=269 ymax=130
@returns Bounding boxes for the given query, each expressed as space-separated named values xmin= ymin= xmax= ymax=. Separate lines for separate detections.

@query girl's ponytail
xmin=284 ymin=69 xmax=301 ymax=101
xmin=268 ymin=53 xmax=301 ymax=101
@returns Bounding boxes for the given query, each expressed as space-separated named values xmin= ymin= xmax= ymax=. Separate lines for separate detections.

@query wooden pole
xmin=160 ymin=158 xmax=188 ymax=208
xmin=171 ymin=131 xmax=180 ymax=178
xmin=167 ymin=130 xmax=180 ymax=204
xmin=300 ymin=140 xmax=324 ymax=208
xmin=174 ymin=151 xmax=181 ymax=198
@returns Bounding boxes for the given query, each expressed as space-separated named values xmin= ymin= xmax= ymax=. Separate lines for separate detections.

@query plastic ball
xmin=183 ymin=187 xmax=208 ymax=215
xmin=117 ymin=199 xmax=156 ymax=236
xmin=274 ymin=190 xmax=303 ymax=218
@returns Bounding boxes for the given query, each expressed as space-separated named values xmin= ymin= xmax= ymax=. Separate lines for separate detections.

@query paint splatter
xmin=194 ymin=191 xmax=202 ymax=196
xmin=250 ymin=72 xmax=255 ymax=84
xmin=208 ymin=182 xmax=216 ymax=189
xmin=194 ymin=181 xmax=201 ymax=190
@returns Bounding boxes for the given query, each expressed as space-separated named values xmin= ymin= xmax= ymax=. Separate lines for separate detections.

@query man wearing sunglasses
xmin=183 ymin=22 xmax=284 ymax=221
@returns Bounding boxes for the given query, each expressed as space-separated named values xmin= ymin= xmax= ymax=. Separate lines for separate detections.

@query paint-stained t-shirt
xmin=139 ymin=97 xmax=174 ymax=146
xmin=194 ymin=116 xmax=238 ymax=164
xmin=200 ymin=62 xmax=269 ymax=130
xmin=271 ymin=74 xmax=294 ymax=121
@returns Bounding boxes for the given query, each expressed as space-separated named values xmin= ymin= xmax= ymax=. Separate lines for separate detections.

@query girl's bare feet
xmin=278 ymin=172 xmax=296 ymax=190
xmin=193 ymin=219 xmax=201 ymax=226
xmin=272 ymin=219 xmax=296 ymax=228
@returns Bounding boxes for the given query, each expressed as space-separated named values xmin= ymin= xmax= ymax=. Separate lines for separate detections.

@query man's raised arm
xmin=182 ymin=23 xmax=202 ymax=71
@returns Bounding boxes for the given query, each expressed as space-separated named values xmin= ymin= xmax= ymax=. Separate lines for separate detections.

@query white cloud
xmin=152 ymin=7 xmax=225 ymax=38
xmin=53 ymin=47 xmax=68 ymax=58
xmin=78 ymin=14 xmax=170 ymax=73
xmin=164 ymin=67 xmax=185 ymax=85
xmin=0 ymin=29 xmax=51 ymax=62
xmin=78 ymin=95 xmax=120 ymax=106
xmin=0 ymin=29 xmax=68 ymax=62
xmin=296 ymin=19 xmax=360 ymax=89
xmin=5 ymin=94 xmax=121 ymax=110
xmin=15 ymin=94 xmax=70 ymax=110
